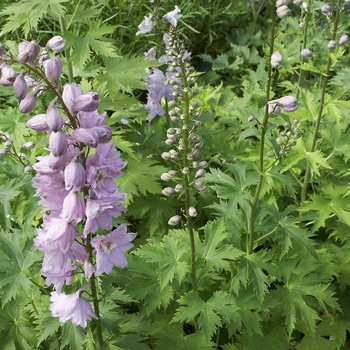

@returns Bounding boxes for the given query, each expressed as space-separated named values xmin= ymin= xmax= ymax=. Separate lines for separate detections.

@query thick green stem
xmin=247 ymin=2 xmax=276 ymax=255
xmin=86 ymin=234 xmax=104 ymax=348
xmin=300 ymin=0 xmax=342 ymax=203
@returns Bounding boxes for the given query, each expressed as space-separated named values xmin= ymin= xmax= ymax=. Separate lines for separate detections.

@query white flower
xmin=136 ymin=14 xmax=154 ymax=36
xmin=163 ymin=6 xmax=182 ymax=27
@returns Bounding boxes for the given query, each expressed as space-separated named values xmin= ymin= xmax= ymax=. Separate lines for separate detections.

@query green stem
xmin=86 ymin=234 xmax=104 ymax=348
xmin=247 ymin=2 xmax=276 ymax=255
xmin=300 ymin=0 xmax=342 ymax=203
xmin=59 ymin=15 xmax=74 ymax=83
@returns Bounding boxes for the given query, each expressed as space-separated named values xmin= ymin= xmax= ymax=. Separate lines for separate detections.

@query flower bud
xmin=271 ymin=51 xmax=283 ymax=70
xmin=27 ymin=41 xmax=40 ymax=59
xmin=294 ymin=0 xmax=302 ymax=4
xmin=274 ymin=95 xmax=298 ymax=112
xmin=299 ymin=22 xmax=305 ymax=29
xmin=0 ymin=43 xmax=6 ymax=56
xmin=49 ymin=130 xmax=68 ymax=157
xmin=46 ymin=98 xmax=64 ymax=132
xmin=48 ymin=152 xmax=68 ymax=171
xmin=64 ymin=157 xmax=86 ymax=191
xmin=24 ymin=165 xmax=33 ymax=173
xmin=321 ymin=5 xmax=332 ymax=16
xmin=20 ymin=141 xmax=35 ymax=150
xmin=17 ymin=40 xmax=40 ymax=63
xmin=62 ymin=83 xmax=83 ymax=114
xmin=328 ymin=40 xmax=336 ymax=50
xmin=72 ymin=128 xmax=99 ymax=148
xmin=195 ymin=169 xmax=206 ymax=179
xmin=26 ymin=114 xmax=49 ymax=132
xmin=301 ymin=2 xmax=308 ymax=10
xmin=61 ymin=191 xmax=85 ymax=223
xmin=44 ymin=56 xmax=63 ymax=84
xmin=161 ymin=152 xmax=172 ymax=160
xmin=1 ymin=64 xmax=16 ymax=82
xmin=301 ymin=49 xmax=314 ymax=58
xmin=13 ymin=70 xmax=28 ymax=100
xmin=19 ymin=91 xmax=38 ymax=113
xmin=175 ymin=183 xmax=184 ymax=192
xmin=162 ymin=187 xmax=175 ymax=196
xmin=276 ymin=0 xmax=290 ymax=7
xmin=47 ymin=36 xmax=67 ymax=53
xmin=339 ymin=35 xmax=349 ymax=46
xmin=268 ymin=103 xmax=281 ymax=115
xmin=161 ymin=173 xmax=171 ymax=181
xmin=276 ymin=5 xmax=290 ymax=19
xmin=198 ymin=161 xmax=208 ymax=169
xmin=73 ymin=92 xmax=100 ymax=112
xmin=267 ymin=151 xmax=275 ymax=158
xmin=94 ymin=125 xmax=112 ymax=143
xmin=168 ymin=215 xmax=181 ymax=226
xmin=0 ymin=77 xmax=13 ymax=87
xmin=182 ymin=167 xmax=190 ymax=175
xmin=188 ymin=207 xmax=197 ymax=217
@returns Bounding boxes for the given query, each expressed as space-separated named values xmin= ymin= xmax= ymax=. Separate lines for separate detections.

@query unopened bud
xmin=195 ymin=169 xmax=206 ymax=179
xmin=73 ymin=92 xmax=100 ymax=112
xmin=13 ymin=70 xmax=28 ymax=100
xmin=24 ymin=165 xmax=33 ymax=173
xmin=328 ymin=40 xmax=336 ymax=50
xmin=271 ymin=51 xmax=284 ymax=70
xmin=276 ymin=5 xmax=290 ymax=19
xmin=19 ymin=91 xmax=39 ymax=113
xmin=47 ymin=36 xmax=67 ymax=53
xmin=162 ymin=187 xmax=175 ymax=196
xmin=270 ymin=95 xmax=298 ymax=112
xmin=161 ymin=152 xmax=172 ymax=160
xmin=301 ymin=49 xmax=314 ymax=58
xmin=44 ymin=56 xmax=63 ymax=84
xmin=49 ymin=130 xmax=68 ymax=157
xmin=1 ymin=64 xmax=16 ymax=82
xmin=321 ymin=5 xmax=332 ymax=16
xmin=20 ymin=142 xmax=35 ymax=150
xmin=168 ymin=215 xmax=181 ymax=226
xmin=339 ymin=35 xmax=349 ymax=46
xmin=188 ymin=207 xmax=197 ymax=217
xmin=26 ymin=114 xmax=49 ymax=132
xmin=46 ymin=97 xmax=64 ymax=132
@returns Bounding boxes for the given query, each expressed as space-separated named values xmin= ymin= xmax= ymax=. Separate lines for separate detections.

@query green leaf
xmin=117 ymin=153 xmax=165 ymax=204
xmin=95 ymin=56 xmax=160 ymax=95
xmin=200 ymin=219 xmax=244 ymax=270
xmin=0 ymin=232 xmax=40 ymax=304
xmin=0 ymin=0 xmax=67 ymax=36
xmin=173 ymin=290 xmax=238 ymax=341
xmin=65 ymin=20 xmax=118 ymax=69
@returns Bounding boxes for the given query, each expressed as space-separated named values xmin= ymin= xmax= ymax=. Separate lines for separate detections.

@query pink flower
xmin=49 ymin=289 xmax=97 ymax=328
xmin=91 ymin=224 xmax=136 ymax=275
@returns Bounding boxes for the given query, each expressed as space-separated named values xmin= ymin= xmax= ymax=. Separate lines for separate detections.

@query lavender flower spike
xmin=163 ymin=6 xmax=182 ymax=27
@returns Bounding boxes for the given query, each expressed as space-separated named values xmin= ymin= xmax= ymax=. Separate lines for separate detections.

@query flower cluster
xmin=0 ymin=36 xmax=136 ymax=327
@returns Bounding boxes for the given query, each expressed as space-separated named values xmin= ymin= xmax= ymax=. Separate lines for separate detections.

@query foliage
xmin=1 ymin=0 xmax=350 ymax=349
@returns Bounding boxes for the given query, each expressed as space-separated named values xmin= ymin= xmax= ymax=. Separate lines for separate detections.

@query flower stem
xmin=179 ymin=57 xmax=197 ymax=291
xmin=59 ymin=15 xmax=74 ymax=84
xmin=300 ymin=0 xmax=342 ymax=203
xmin=86 ymin=233 xmax=104 ymax=347
xmin=247 ymin=2 xmax=276 ymax=255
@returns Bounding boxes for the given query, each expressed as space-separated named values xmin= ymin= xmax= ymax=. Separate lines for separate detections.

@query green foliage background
xmin=1 ymin=0 xmax=350 ymax=349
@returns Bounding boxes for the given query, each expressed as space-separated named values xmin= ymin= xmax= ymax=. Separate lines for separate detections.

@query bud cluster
xmin=154 ymin=24 xmax=207 ymax=226
xmin=270 ymin=119 xmax=300 ymax=158
xmin=0 ymin=36 xmax=136 ymax=327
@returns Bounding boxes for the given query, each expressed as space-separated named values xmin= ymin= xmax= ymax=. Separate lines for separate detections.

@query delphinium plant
xmin=0 ymin=35 xmax=136 ymax=348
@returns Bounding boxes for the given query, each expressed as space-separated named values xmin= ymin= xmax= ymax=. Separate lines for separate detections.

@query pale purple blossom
xmin=163 ymin=6 xmax=182 ymax=27
xmin=136 ymin=14 xmax=154 ymax=36
xmin=91 ymin=224 xmax=136 ymax=275
xmin=49 ymin=289 xmax=97 ymax=327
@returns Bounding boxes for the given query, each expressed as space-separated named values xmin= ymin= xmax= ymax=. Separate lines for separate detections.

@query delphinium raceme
xmin=139 ymin=6 xmax=205 ymax=290
xmin=0 ymin=36 xmax=136 ymax=344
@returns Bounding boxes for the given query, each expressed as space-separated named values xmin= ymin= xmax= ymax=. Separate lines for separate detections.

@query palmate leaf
xmin=268 ymin=205 xmax=316 ymax=258
xmin=172 ymin=290 xmax=239 ymax=342
xmin=65 ymin=20 xmax=119 ymax=69
xmin=0 ymin=232 xmax=40 ymax=304
xmin=0 ymin=298 xmax=36 ymax=349
xmin=271 ymin=258 xmax=340 ymax=336
xmin=117 ymin=153 xmax=166 ymax=204
xmin=135 ymin=232 xmax=190 ymax=290
xmin=95 ymin=56 xmax=161 ymax=96
xmin=299 ymin=184 xmax=350 ymax=232
xmin=200 ymin=219 xmax=244 ymax=270
xmin=0 ymin=0 xmax=67 ymax=36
